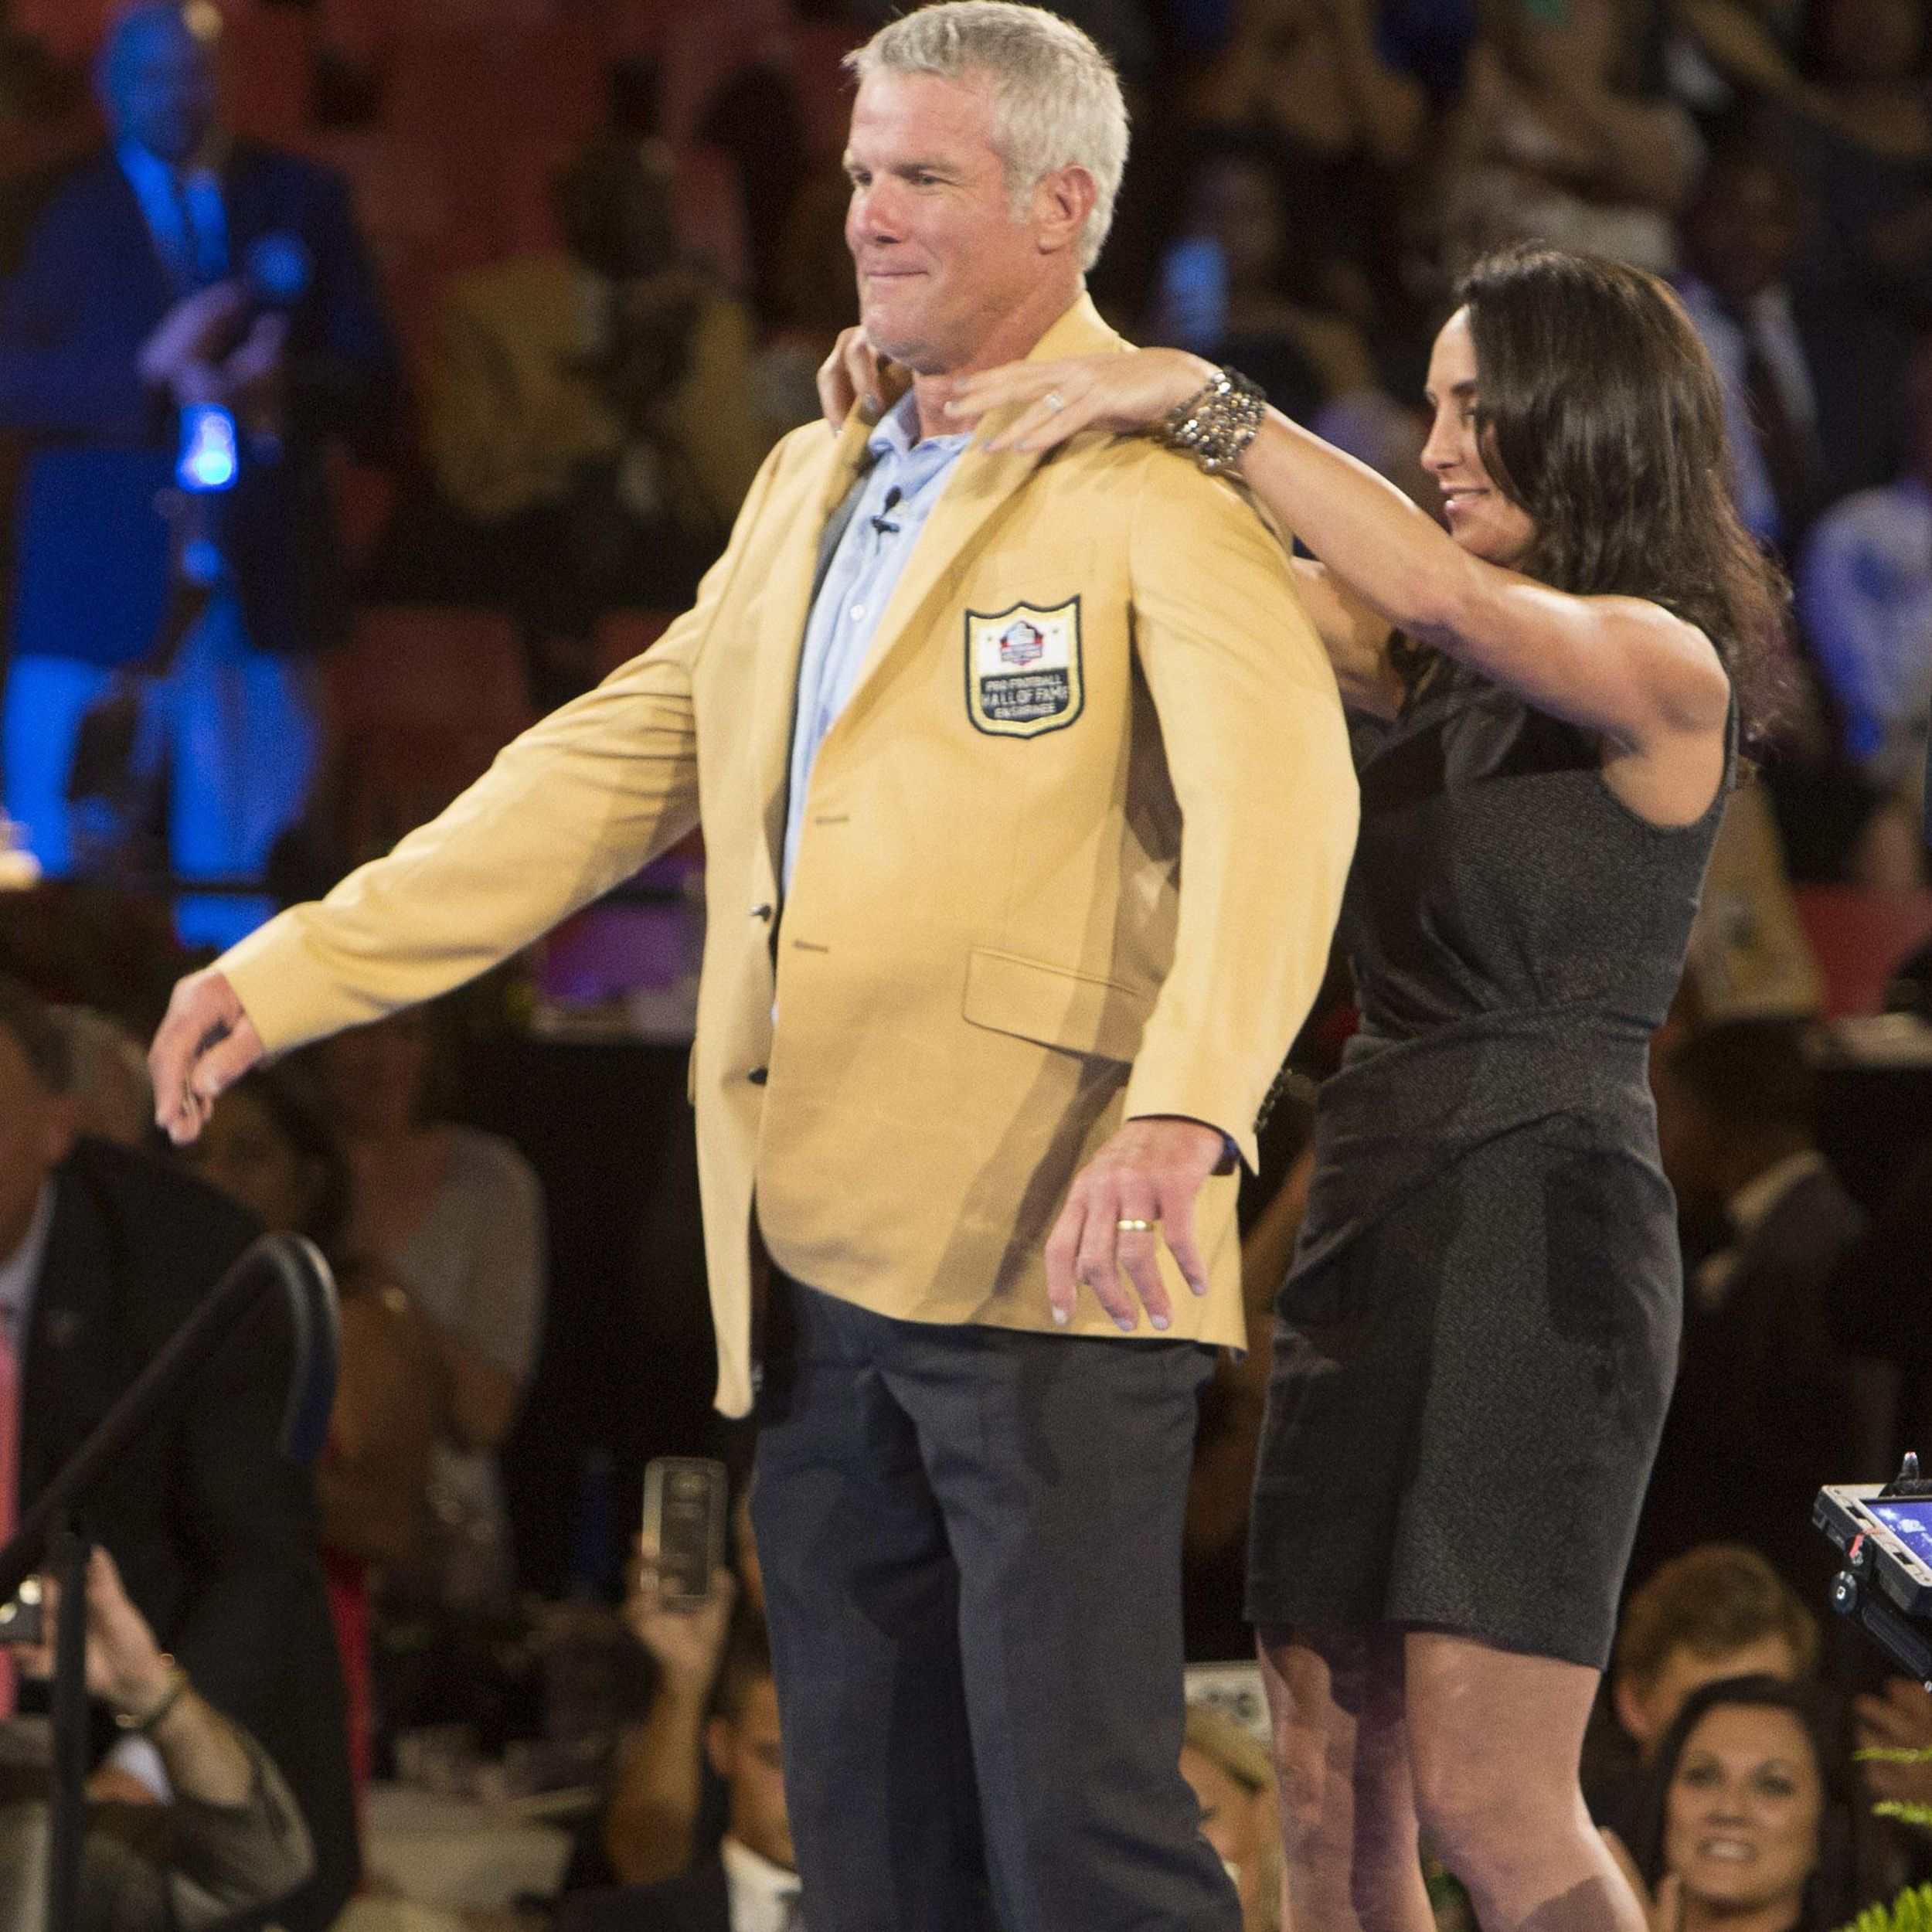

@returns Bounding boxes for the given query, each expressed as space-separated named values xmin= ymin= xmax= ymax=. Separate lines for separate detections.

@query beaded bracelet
xmin=1154 ymin=366 xmax=1267 ymax=474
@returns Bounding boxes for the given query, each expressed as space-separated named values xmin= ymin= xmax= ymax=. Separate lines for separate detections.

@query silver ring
xmin=1044 ymin=390 xmax=1067 ymax=413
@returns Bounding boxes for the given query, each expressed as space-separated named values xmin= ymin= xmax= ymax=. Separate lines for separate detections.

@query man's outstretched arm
xmin=154 ymin=444 xmax=788 ymax=1139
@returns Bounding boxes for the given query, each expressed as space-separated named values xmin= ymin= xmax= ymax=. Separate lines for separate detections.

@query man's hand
xmin=1045 ymin=1116 xmax=1229 ymax=1332
xmin=222 ymin=311 xmax=290 ymax=441
xmin=1855 ymin=1676 xmax=1932 ymax=1805
xmin=149 ymin=966 xmax=265 ymax=1145
xmin=623 ymin=1535 xmax=736 ymax=1697
xmin=137 ymin=281 xmax=247 ymax=396
xmin=19 ymin=1547 xmax=170 ymax=1714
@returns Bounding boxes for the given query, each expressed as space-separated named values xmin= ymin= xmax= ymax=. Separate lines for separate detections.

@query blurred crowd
xmin=0 ymin=0 xmax=1929 ymax=900
xmin=1 ymin=0 xmax=1931 ymax=1927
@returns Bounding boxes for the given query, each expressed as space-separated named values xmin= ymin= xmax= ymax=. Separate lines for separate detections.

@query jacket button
xmin=747 ymin=1066 xmax=769 ymax=1085
xmin=750 ymin=904 xmax=773 ymax=920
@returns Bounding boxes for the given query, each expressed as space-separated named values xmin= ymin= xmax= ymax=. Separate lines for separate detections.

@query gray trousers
xmin=750 ymin=1275 xmax=1240 ymax=1932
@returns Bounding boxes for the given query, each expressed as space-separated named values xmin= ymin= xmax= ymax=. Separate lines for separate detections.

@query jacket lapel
xmin=829 ymin=293 xmax=1124 ymax=741
xmin=19 ymin=1165 xmax=115 ymax=1507
xmin=748 ymin=411 xmax=876 ymax=889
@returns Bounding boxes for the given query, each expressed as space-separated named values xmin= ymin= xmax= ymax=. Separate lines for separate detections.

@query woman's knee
xmin=1407 ymin=1735 xmax=1573 ymax=1881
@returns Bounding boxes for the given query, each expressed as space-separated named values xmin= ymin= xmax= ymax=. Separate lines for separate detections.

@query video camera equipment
xmin=1817 ymin=1457 xmax=1932 ymax=1685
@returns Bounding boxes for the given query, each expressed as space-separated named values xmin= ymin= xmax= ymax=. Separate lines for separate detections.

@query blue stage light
xmin=177 ymin=403 xmax=238 ymax=492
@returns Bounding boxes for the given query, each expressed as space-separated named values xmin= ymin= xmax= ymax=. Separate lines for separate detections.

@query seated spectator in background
xmin=1614 ymin=1675 xmax=1853 ymax=1932
xmin=1666 ymin=0 xmax=1925 ymax=514
xmin=1185 ymin=1088 xmax=1316 ymax=1662
xmin=307 ymin=1006 xmax=545 ymax=1619
xmin=1 ymin=1544 xmax=313 ymax=1932
xmin=0 ymin=1 xmax=396 ymax=944
xmin=1437 ymin=0 xmax=1701 ymax=274
xmin=560 ymin=1617 xmax=798 ymax=1932
xmin=1798 ymin=328 xmax=1932 ymax=876
xmin=1185 ymin=0 xmax=1430 ymax=376
xmin=1181 ymin=1704 xmax=1282 ymax=1932
xmin=180 ymin=1064 xmax=448 ymax=1793
xmin=1640 ymin=1019 xmax=1872 ymax=1597
xmin=1837 ymin=1128 xmax=1932 ymax=1464
xmin=0 ymin=976 xmax=355 ymax=1928
xmin=580 ymin=1490 xmax=764 ymax=1891
xmin=1675 ymin=145 xmax=1825 ymax=555
xmin=55 ymin=1008 xmax=152 ymax=1150
xmin=1144 ymin=135 xmax=1372 ymax=421
xmin=750 ymin=168 xmax=862 ymax=434
xmin=1669 ymin=0 xmax=1808 ymax=117
xmin=696 ymin=40 xmax=811 ymax=330
xmin=593 ymin=1531 xmax=739 ymax=1889
xmin=1587 ymin=1543 xmax=1818 ymax=1836
xmin=1770 ymin=0 xmax=1932 ymax=324
xmin=1678 ymin=773 xmax=1827 ymax=1023
xmin=425 ymin=128 xmax=774 ymax=711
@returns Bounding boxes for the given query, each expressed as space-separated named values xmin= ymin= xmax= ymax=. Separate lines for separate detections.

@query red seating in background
xmin=593 ymin=609 xmax=675 ymax=680
xmin=791 ymin=19 xmax=862 ymax=162
xmin=222 ymin=3 xmax=311 ymax=145
xmin=328 ymin=452 xmax=396 ymax=577
xmin=1793 ymin=886 xmax=1932 ymax=1018
xmin=325 ymin=606 xmax=532 ymax=856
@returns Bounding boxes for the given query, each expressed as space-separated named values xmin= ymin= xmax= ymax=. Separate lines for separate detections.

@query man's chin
xmin=866 ymin=334 xmax=939 ymax=376
xmin=859 ymin=308 xmax=941 ymax=377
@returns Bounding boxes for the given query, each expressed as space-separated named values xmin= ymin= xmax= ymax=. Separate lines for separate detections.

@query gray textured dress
xmin=1246 ymin=661 xmax=1730 ymax=1668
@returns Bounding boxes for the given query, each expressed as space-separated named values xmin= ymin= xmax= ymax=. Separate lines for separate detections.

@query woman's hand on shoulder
xmin=945 ymin=349 xmax=1218 ymax=453
xmin=817 ymin=327 xmax=900 ymax=434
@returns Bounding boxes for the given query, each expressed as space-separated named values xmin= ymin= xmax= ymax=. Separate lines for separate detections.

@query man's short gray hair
xmin=846 ymin=2 xmax=1129 ymax=272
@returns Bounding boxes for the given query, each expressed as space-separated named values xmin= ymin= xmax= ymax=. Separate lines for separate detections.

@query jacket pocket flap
xmin=961 ymin=948 xmax=1151 ymax=1064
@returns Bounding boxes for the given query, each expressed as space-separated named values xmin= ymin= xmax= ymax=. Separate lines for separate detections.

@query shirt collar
xmin=866 ymin=386 xmax=969 ymax=466
xmin=719 ymin=1835 xmax=801 ymax=1932
xmin=0 ymin=1182 xmax=54 ymax=1339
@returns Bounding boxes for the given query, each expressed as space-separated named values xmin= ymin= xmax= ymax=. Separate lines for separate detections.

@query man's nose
xmin=851 ymin=184 xmax=905 ymax=244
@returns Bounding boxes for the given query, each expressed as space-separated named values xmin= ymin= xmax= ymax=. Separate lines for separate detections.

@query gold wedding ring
xmin=1115 ymin=1217 xmax=1156 ymax=1233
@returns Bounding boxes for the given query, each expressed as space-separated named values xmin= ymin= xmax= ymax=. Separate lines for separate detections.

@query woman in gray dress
xmin=921 ymin=245 xmax=1785 ymax=1932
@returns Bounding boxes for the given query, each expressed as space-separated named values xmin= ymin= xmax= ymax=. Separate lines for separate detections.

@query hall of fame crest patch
xmin=964 ymin=596 xmax=1083 ymax=738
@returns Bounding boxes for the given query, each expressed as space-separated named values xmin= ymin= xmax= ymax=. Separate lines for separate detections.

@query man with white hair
xmin=151 ymin=5 xmax=1357 ymax=1922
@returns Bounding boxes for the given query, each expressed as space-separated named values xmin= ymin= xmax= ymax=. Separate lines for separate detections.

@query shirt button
xmin=851 ymin=605 xmax=866 ymax=620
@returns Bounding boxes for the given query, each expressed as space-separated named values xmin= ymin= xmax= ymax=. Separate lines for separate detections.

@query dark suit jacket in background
xmin=556 ymin=1856 xmax=731 ymax=1932
xmin=0 ymin=141 xmax=396 ymax=668
xmin=19 ymin=1138 xmax=357 ymax=1932
xmin=1634 ymin=1165 xmax=1871 ymax=1597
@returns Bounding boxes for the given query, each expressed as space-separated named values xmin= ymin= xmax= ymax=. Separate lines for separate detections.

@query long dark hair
xmin=1625 ymin=1673 xmax=1849 ymax=1932
xmin=1451 ymin=243 xmax=1787 ymax=734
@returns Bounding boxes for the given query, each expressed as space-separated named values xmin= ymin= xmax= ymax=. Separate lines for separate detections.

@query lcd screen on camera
xmin=1870 ymin=1499 xmax=1932 ymax=1566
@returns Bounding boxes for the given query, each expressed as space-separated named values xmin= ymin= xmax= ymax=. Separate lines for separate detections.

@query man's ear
xmin=1612 ymin=1672 xmax=1654 ymax=1753
xmin=1031 ymin=164 xmax=1097 ymax=257
xmin=41 ymin=1092 xmax=80 ymax=1171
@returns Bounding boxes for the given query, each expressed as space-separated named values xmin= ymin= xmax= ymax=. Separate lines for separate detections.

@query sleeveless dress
xmin=1245 ymin=660 xmax=1731 ymax=1668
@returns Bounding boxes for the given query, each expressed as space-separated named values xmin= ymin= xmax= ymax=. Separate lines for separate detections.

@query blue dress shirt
xmin=117 ymin=141 xmax=229 ymax=291
xmin=782 ymin=391 xmax=971 ymax=895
